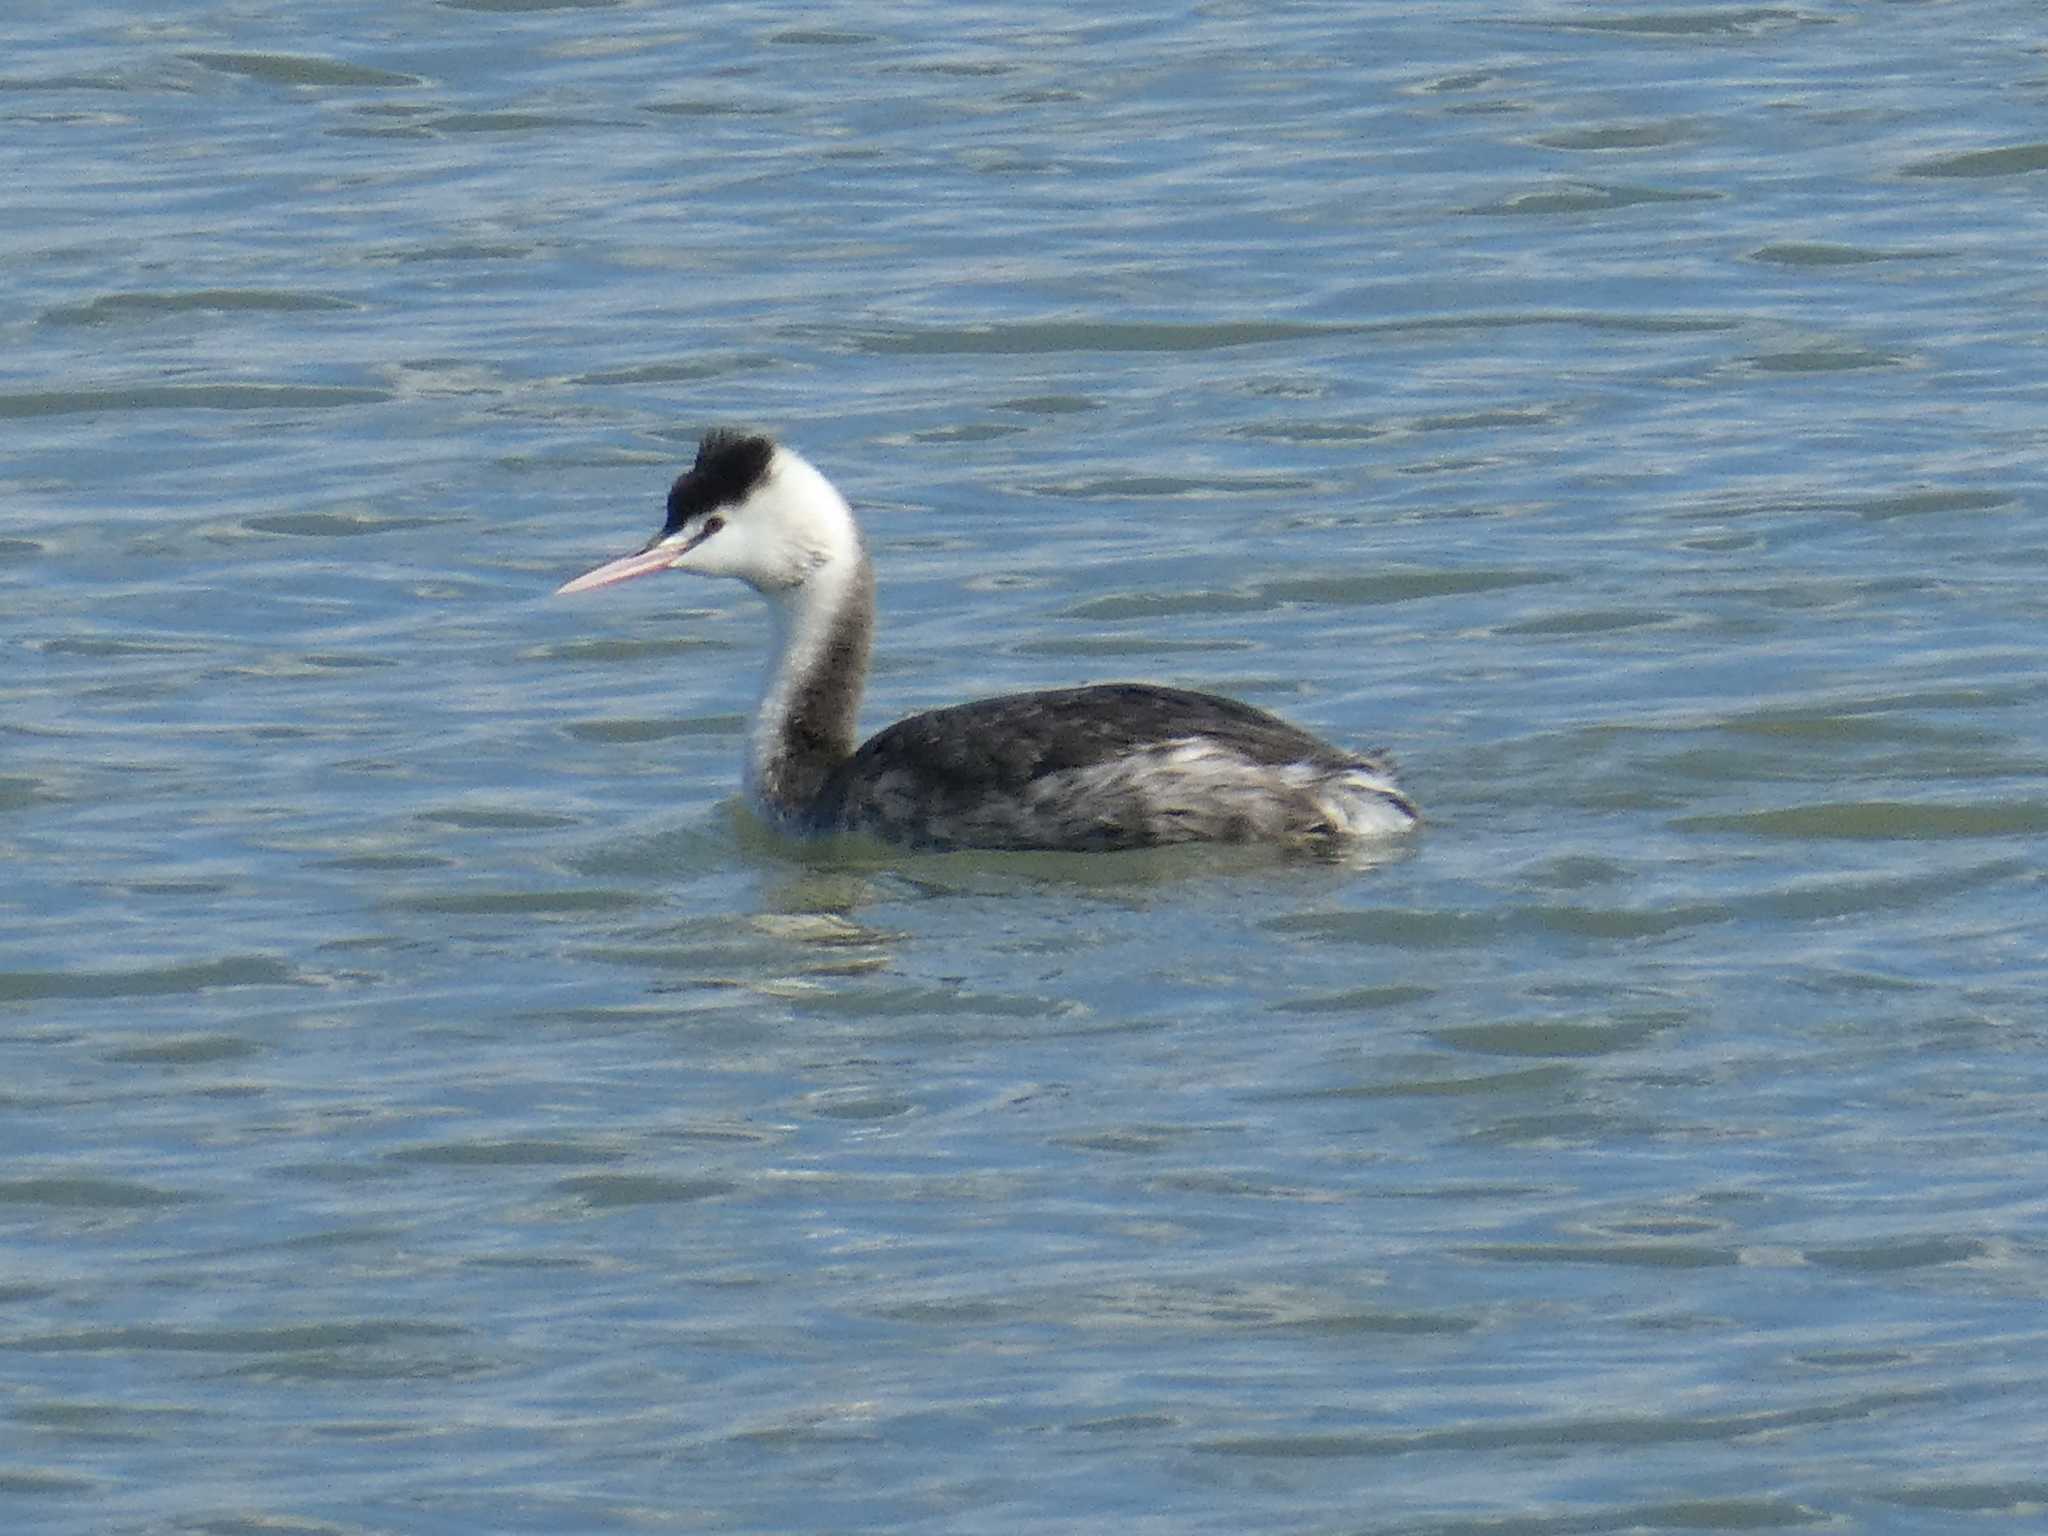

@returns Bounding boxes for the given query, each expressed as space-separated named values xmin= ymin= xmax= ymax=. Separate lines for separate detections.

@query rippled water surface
xmin=6 ymin=3 xmax=2048 ymax=1532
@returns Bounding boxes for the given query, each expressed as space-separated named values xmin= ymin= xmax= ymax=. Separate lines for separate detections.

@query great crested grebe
xmin=557 ymin=430 xmax=1418 ymax=853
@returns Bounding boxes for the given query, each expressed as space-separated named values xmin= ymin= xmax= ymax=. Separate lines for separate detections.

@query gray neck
xmin=746 ymin=551 xmax=874 ymax=822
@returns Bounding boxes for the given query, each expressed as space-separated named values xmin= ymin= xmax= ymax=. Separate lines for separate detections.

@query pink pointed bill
xmin=555 ymin=545 xmax=676 ymax=596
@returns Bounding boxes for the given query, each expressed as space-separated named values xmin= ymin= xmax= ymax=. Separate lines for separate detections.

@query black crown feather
xmin=664 ymin=429 xmax=776 ymax=533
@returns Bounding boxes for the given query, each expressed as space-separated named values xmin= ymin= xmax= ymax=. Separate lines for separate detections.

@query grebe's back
xmin=811 ymin=683 xmax=1415 ymax=852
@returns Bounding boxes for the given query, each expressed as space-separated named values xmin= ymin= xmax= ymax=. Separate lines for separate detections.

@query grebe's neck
xmin=745 ymin=535 xmax=873 ymax=823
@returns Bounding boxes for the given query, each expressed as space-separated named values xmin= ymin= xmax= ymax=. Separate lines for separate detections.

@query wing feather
xmin=807 ymin=683 xmax=1391 ymax=847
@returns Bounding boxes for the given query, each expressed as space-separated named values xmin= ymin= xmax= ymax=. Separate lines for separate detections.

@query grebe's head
xmin=556 ymin=430 xmax=859 ymax=597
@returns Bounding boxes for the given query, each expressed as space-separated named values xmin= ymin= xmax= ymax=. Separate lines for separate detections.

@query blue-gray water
xmin=6 ymin=3 xmax=2048 ymax=1532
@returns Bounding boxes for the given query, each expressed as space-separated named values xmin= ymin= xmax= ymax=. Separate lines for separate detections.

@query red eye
xmin=703 ymin=516 xmax=725 ymax=535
